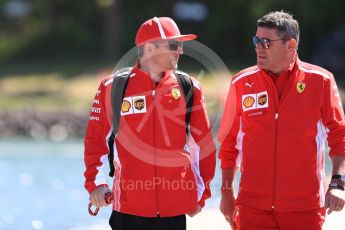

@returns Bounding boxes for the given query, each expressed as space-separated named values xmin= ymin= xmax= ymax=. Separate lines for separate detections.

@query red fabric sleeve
xmin=218 ymin=79 xmax=241 ymax=169
xmin=321 ymin=74 xmax=345 ymax=157
xmin=84 ymin=78 xmax=112 ymax=193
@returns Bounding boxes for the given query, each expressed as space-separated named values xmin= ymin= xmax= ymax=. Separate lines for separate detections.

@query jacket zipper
xmin=266 ymin=75 xmax=280 ymax=210
xmin=152 ymin=84 xmax=160 ymax=216
xmin=272 ymin=112 xmax=278 ymax=209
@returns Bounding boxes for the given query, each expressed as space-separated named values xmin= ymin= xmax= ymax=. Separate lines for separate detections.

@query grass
xmin=0 ymin=73 xmax=100 ymax=111
xmin=0 ymin=67 xmax=231 ymax=112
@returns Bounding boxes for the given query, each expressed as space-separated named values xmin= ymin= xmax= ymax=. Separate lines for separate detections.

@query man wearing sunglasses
xmin=219 ymin=11 xmax=345 ymax=230
xmin=84 ymin=17 xmax=216 ymax=230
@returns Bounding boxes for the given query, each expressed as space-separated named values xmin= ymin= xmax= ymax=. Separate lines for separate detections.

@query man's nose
xmin=176 ymin=46 xmax=183 ymax=55
xmin=255 ymin=44 xmax=264 ymax=51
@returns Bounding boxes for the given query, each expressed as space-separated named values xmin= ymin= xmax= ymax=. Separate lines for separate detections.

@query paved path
xmin=187 ymin=208 xmax=345 ymax=230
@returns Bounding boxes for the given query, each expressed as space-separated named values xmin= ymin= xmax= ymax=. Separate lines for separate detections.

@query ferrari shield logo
xmin=297 ymin=82 xmax=306 ymax=93
xmin=171 ymin=88 xmax=181 ymax=99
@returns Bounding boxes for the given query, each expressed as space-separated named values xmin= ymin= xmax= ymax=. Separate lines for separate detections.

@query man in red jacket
xmin=84 ymin=17 xmax=216 ymax=230
xmin=219 ymin=11 xmax=345 ymax=230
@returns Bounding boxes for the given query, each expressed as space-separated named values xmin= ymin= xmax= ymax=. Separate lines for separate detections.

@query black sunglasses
xmin=167 ymin=40 xmax=183 ymax=51
xmin=252 ymin=36 xmax=285 ymax=49
xmin=157 ymin=40 xmax=183 ymax=51
xmin=154 ymin=40 xmax=183 ymax=51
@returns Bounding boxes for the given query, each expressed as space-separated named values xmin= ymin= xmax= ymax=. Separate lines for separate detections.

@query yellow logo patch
xmin=243 ymin=96 xmax=255 ymax=108
xmin=297 ymin=82 xmax=306 ymax=93
xmin=121 ymin=100 xmax=131 ymax=113
xmin=171 ymin=88 xmax=181 ymax=99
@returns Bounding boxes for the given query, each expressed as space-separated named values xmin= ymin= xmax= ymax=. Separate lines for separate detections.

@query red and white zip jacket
xmin=84 ymin=64 xmax=216 ymax=217
xmin=219 ymin=59 xmax=345 ymax=211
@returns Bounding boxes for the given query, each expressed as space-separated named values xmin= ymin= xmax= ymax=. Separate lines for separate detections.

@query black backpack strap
xmin=108 ymin=67 xmax=132 ymax=177
xmin=107 ymin=133 xmax=115 ymax=177
xmin=174 ymin=70 xmax=194 ymax=135
xmin=111 ymin=67 xmax=132 ymax=134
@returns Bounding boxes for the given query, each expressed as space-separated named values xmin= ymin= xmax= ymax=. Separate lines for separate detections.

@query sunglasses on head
xmin=164 ymin=40 xmax=183 ymax=51
xmin=252 ymin=36 xmax=285 ymax=49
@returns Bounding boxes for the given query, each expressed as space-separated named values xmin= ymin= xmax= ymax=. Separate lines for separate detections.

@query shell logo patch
xmin=134 ymin=98 xmax=145 ymax=110
xmin=258 ymin=94 xmax=267 ymax=106
xmin=297 ymin=82 xmax=305 ymax=93
xmin=243 ymin=96 xmax=255 ymax=108
xmin=171 ymin=88 xmax=181 ymax=99
xmin=242 ymin=91 xmax=269 ymax=111
xmin=121 ymin=100 xmax=131 ymax=113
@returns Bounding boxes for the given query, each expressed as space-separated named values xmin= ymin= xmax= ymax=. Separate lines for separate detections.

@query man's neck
xmin=139 ymin=60 xmax=164 ymax=83
xmin=270 ymin=52 xmax=297 ymax=75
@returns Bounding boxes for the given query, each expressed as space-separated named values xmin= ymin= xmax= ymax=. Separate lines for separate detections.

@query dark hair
xmin=257 ymin=11 xmax=300 ymax=48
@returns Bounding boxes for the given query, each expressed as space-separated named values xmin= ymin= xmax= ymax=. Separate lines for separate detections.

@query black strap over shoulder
xmin=108 ymin=67 xmax=132 ymax=177
xmin=174 ymin=70 xmax=194 ymax=135
xmin=111 ymin=67 xmax=132 ymax=135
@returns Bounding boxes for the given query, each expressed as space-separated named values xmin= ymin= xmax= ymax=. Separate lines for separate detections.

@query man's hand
xmin=325 ymin=188 xmax=345 ymax=215
xmin=89 ymin=186 xmax=112 ymax=208
xmin=187 ymin=205 xmax=202 ymax=217
xmin=220 ymin=188 xmax=237 ymax=230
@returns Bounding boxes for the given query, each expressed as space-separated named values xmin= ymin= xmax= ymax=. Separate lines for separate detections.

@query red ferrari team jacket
xmin=84 ymin=64 xmax=216 ymax=217
xmin=219 ymin=59 xmax=345 ymax=211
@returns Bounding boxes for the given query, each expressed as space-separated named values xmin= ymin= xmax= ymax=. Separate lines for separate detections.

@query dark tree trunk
xmin=104 ymin=0 xmax=123 ymax=62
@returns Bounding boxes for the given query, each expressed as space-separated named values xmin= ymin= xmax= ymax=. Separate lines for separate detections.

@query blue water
xmin=0 ymin=139 xmax=112 ymax=230
xmin=0 ymin=139 xmax=332 ymax=229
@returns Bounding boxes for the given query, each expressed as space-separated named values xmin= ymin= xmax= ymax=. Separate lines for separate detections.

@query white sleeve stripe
xmin=188 ymin=136 xmax=205 ymax=201
xmin=232 ymin=69 xmax=260 ymax=84
xmin=94 ymin=129 xmax=113 ymax=185
xmin=94 ymin=154 xmax=109 ymax=186
xmin=192 ymin=80 xmax=201 ymax=90
xmin=105 ymin=78 xmax=113 ymax=86
xmin=315 ymin=120 xmax=327 ymax=207
xmin=105 ymin=72 xmax=134 ymax=87
xmin=299 ymin=66 xmax=331 ymax=80
xmin=113 ymin=137 xmax=122 ymax=211
xmin=235 ymin=117 xmax=244 ymax=168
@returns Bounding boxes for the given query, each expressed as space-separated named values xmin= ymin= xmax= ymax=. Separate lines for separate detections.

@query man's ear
xmin=288 ymin=39 xmax=297 ymax=50
xmin=146 ymin=43 xmax=156 ymax=53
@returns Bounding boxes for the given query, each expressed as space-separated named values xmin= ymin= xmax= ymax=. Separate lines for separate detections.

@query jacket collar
xmin=133 ymin=61 xmax=173 ymax=83
xmin=264 ymin=55 xmax=300 ymax=78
